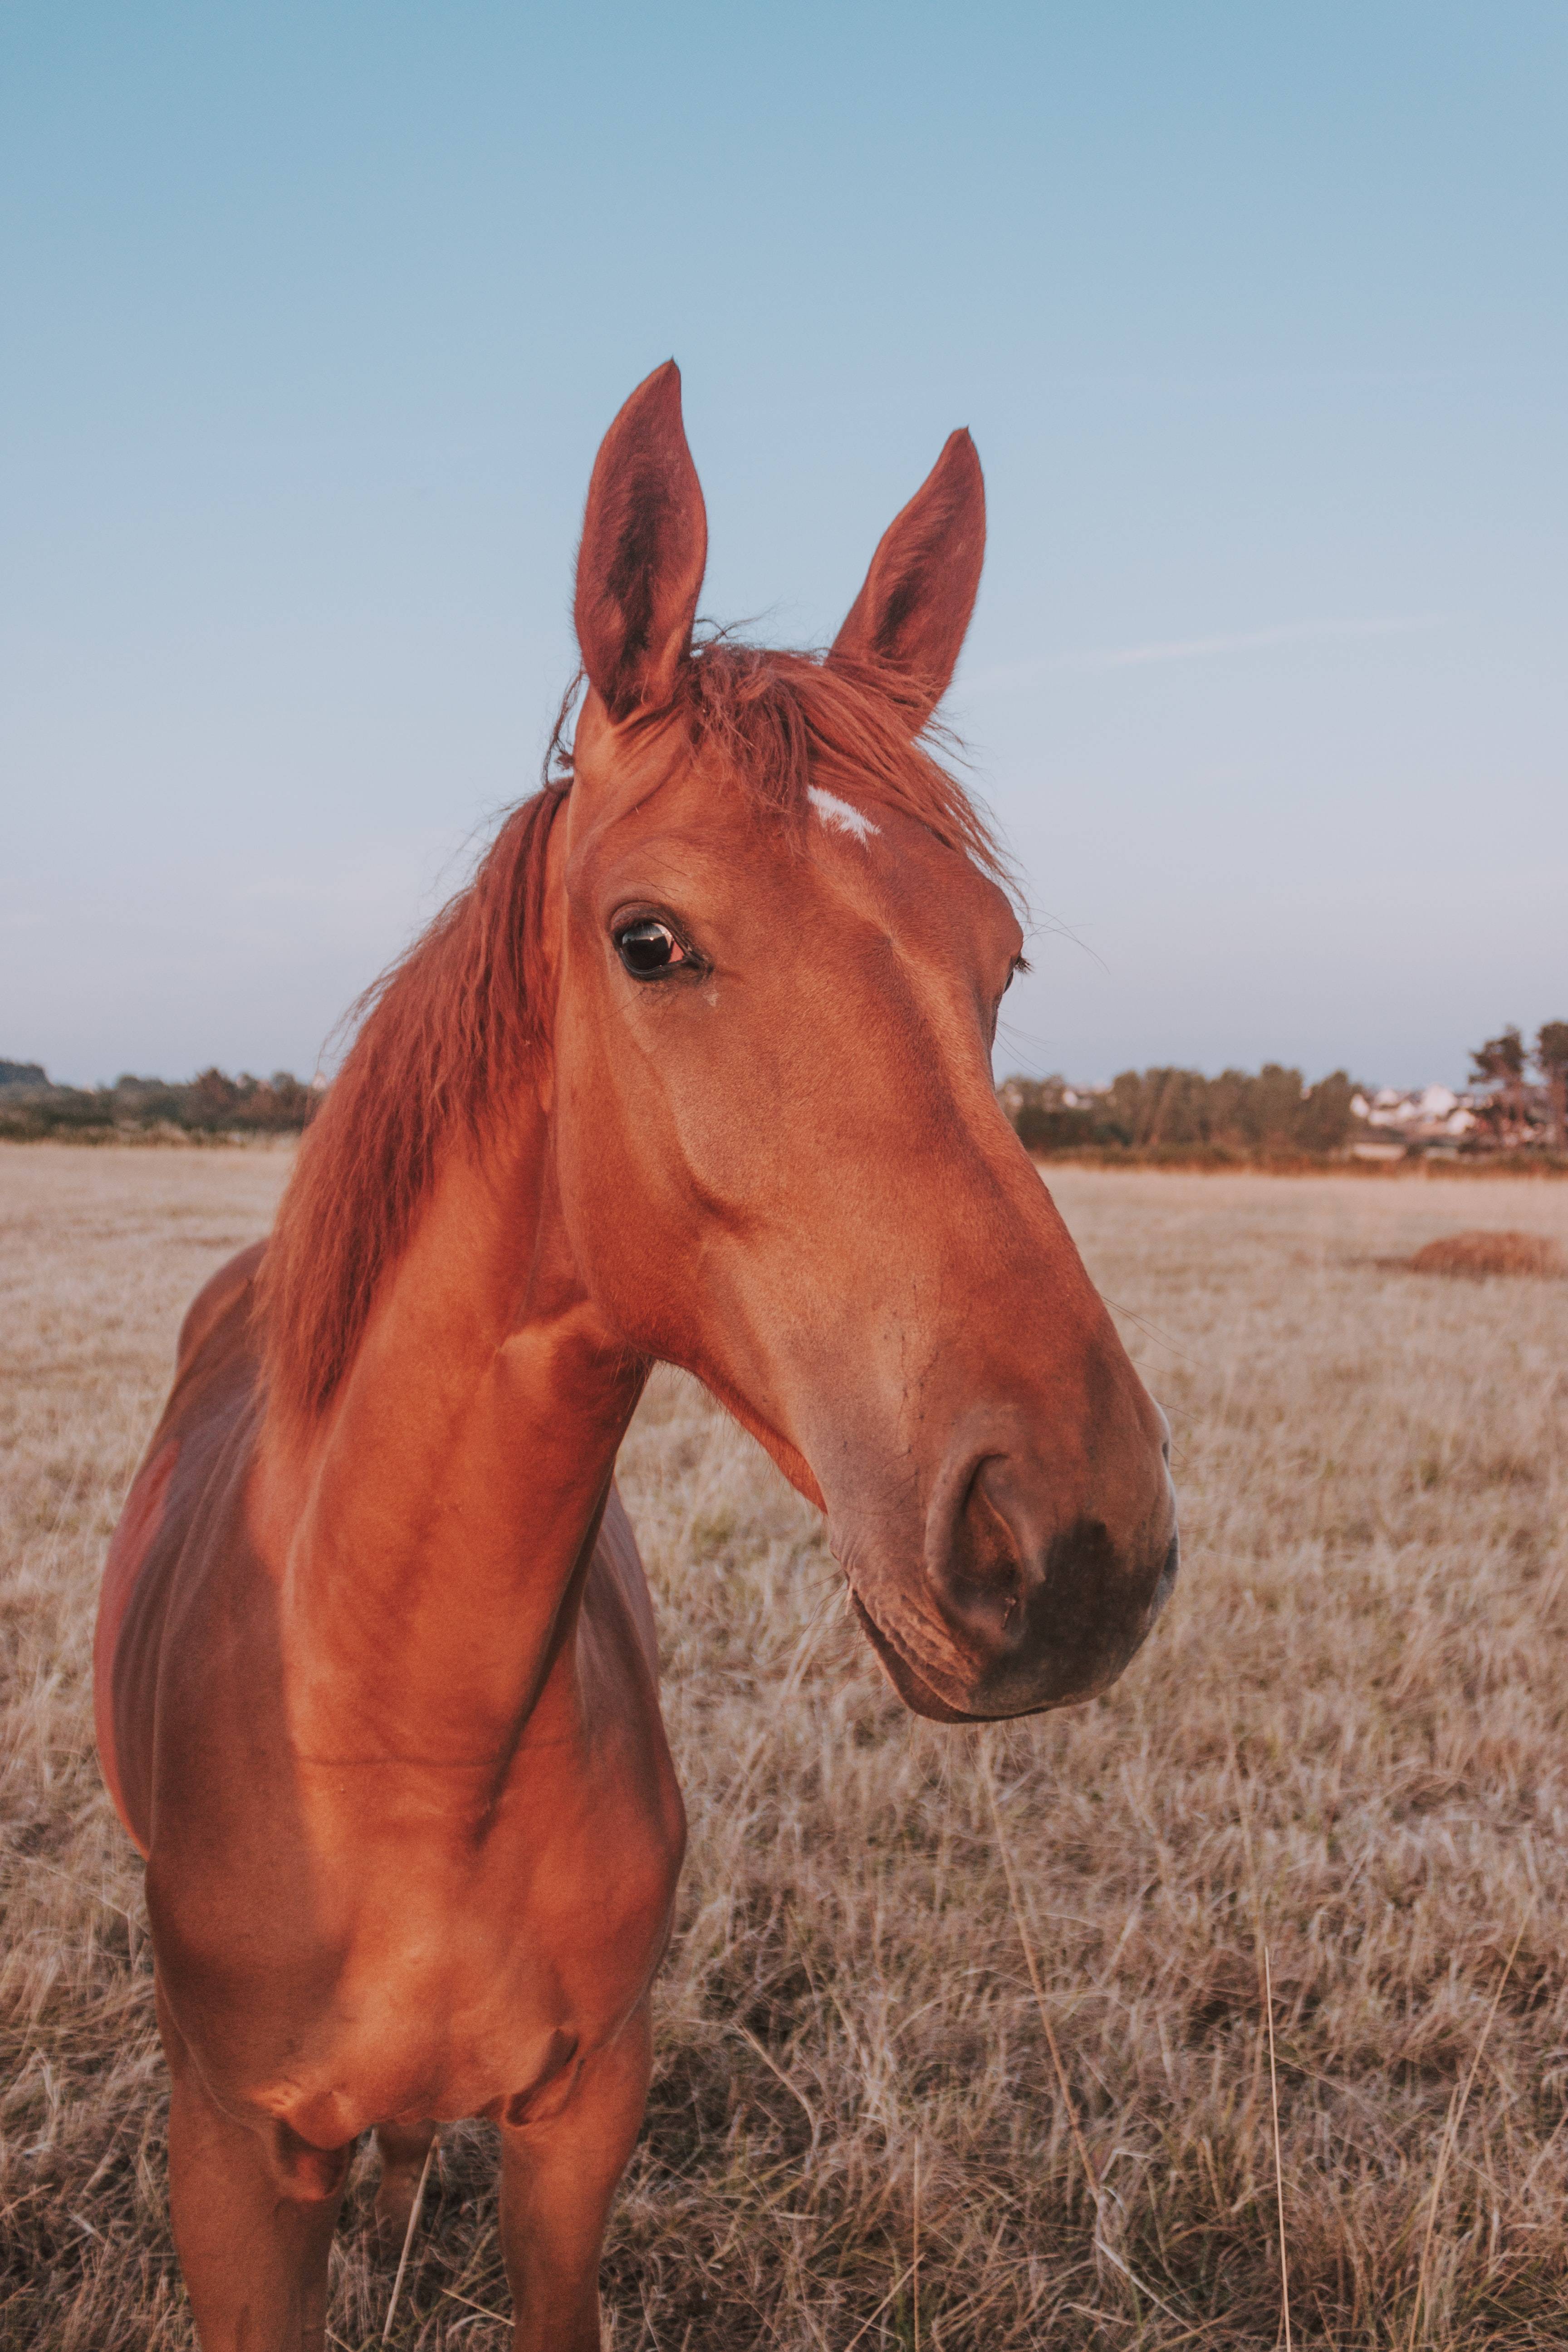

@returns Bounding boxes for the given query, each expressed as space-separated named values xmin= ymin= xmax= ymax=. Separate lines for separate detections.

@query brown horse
xmin=95 ymin=363 xmax=1177 ymax=2351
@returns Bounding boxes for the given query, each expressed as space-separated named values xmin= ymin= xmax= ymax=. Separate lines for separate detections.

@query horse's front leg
xmin=160 ymin=1991 xmax=353 ymax=2352
xmin=499 ymin=2005 xmax=653 ymax=2352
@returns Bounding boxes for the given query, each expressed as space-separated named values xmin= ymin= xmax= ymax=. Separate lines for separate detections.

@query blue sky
xmin=3 ymin=3 xmax=1564 ymax=1088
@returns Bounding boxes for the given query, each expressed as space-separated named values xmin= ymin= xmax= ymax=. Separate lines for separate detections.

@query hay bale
xmin=1408 ymin=1229 xmax=1566 ymax=1279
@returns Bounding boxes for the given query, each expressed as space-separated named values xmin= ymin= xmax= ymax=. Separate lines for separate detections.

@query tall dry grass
xmin=3 ymin=1147 xmax=1567 ymax=2348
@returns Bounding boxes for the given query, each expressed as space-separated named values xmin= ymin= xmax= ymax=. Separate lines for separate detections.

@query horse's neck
xmin=259 ymin=1108 xmax=645 ymax=1766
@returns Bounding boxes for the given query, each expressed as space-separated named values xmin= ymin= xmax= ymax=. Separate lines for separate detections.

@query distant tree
xmin=999 ymin=1073 xmax=1111 ymax=1154
xmin=231 ymin=1071 xmax=316 ymax=1131
xmin=111 ymin=1073 xmax=184 ymax=1123
xmin=267 ymin=1071 xmax=317 ymax=1127
xmin=1150 ymin=1068 xmax=1210 ymax=1147
xmin=1470 ymin=1026 xmax=1529 ymax=1140
xmin=1013 ymin=1101 xmax=1101 ymax=1153
xmin=186 ymin=1067 xmax=243 ymax=1127
xmin=1248 ymin=1064 xmax=1308 ymax=1151
xmin=1296 ymin=1070 xmax=1357 ymax=1152
xmin=1104 ymin=1067 xmax=1216 ymax=1149
xmin=997 ymin=1074 xmax=1053 ymax=1122
xmin=1102 ymin=1071 xmax=1147 ymax=1145
xmin=1537 ymin=1021 xmax=1568 ymax=1153
xmin=1470 ymin=1026 xmax=1526 ymax=1087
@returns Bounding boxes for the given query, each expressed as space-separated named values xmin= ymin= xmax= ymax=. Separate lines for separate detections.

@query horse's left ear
xmin=829 ymin=429 xmax=985 ymax=727
xmin=574 ymin=360 xmax=709 ymax=724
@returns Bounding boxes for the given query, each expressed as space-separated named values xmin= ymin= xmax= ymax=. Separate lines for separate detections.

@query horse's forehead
xmin=806 ymin=785 xmax=880 ymax=847
xmin=569 ymin=764 xmax=1007 ymax=943
xmin=580 ymin=790 xmax=897 ymax=893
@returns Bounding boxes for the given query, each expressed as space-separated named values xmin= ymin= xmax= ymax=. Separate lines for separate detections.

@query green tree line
xmin=0 ymin=1066 xmax=318 ymax=1139
xmin=1000 ymin=1065 xmax=1359 ymax=1161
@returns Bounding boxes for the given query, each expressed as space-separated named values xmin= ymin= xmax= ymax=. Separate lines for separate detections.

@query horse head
xmin=548 ymin=361 xmax=1178 ymax=1722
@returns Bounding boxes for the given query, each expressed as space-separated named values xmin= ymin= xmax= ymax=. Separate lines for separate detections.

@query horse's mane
xmin=260 ymin=641 xmax=1007 ymax=1424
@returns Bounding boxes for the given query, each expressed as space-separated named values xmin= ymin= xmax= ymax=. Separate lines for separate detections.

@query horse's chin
xmin=848 ymin=1591 xmax=1040 ymax=1725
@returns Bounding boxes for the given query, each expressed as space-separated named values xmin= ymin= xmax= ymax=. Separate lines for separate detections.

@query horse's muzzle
xmin=846 ymin=1439 xmax=1179 ymax=1723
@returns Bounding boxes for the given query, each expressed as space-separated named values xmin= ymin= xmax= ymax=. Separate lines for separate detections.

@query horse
xmin=94 ymin=361 xmax=1179 ymax=2351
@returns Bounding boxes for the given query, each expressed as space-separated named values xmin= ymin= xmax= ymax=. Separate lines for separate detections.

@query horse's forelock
xmin=558 ymin=639 xmax=1007 ymax=880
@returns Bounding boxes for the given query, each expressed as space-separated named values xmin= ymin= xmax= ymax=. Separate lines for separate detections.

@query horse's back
xmin=95 ymin=1243 xmax=266 ymax=1853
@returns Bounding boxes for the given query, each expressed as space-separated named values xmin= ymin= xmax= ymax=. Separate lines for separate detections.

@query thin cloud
xmin=964 ymin=614 xmax=1443 ymax=694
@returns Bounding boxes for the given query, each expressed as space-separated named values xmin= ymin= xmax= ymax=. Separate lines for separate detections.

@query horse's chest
xmin=164 ymin=1739 xmax=685 ymax=2140
xmin=382 ymin=1811 xmax=673 ymax=2106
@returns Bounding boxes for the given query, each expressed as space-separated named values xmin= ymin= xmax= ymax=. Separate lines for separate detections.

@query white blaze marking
xmin=807 ymin=785 xmax=880 ymax=845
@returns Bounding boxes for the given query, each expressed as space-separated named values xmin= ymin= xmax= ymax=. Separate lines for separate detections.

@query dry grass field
xmin=4 ymin=1145 xmax=1568 ymax=2350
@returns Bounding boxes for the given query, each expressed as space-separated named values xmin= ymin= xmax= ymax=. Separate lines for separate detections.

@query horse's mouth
xmin=849 ymin=1572 xmax=1163 ymax=1725
xmin=848 ymin=1590 xmax=1016 ymax=1725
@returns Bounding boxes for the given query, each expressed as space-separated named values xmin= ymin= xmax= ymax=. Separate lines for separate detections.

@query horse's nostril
xmin=932 ymin=1460 xmax=1026 ymax=1640
xmin=921 ymin=1432 xmax=1179 ymax=1710
xmin=966 ymin=1478 xmax=1019 ymax=1578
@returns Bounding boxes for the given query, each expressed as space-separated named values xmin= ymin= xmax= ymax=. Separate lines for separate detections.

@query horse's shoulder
xmin=136 ymin=1239 xmax=266 ymax=1557
xmin=97 ymin=1242 xmax=270 ymax=1852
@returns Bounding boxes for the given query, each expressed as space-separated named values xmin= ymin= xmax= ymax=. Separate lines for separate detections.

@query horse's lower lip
xmin=846 ymin=1590 xmax=1081 ymax=1721
xmin=848 ymin=1590 xmax=1041 ymax=1725
xmin=849 ymin=1580 xmax=1159 ymax=1723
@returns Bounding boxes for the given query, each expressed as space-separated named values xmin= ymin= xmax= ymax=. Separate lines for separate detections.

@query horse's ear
xmin=829 ymin=430 xmax=985 ymax=726
xmin=573 ymin=361 xmax=708 ymax=724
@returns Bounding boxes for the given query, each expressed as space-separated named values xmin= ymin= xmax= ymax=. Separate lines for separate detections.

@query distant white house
xmin=1350 ymin=1086 xmax=1478 ymax=1143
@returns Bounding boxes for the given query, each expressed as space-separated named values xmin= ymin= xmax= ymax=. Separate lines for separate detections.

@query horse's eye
xmin=614 ymin=918 xmax=688 ymax=978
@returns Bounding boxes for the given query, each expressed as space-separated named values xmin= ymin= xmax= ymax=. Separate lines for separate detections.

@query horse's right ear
xmin=573 ymin=362 xmax=708 ymax=724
